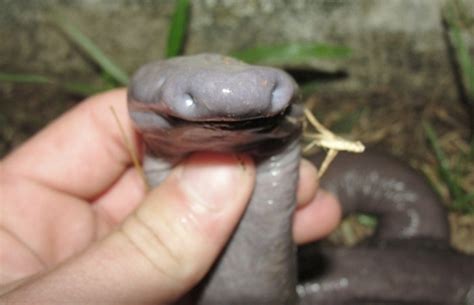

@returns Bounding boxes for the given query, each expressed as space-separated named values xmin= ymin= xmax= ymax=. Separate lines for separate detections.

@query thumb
xmin=116 ymin=152 xmax=255 ymax=302
xmin=2 ymin=152 xmax=255 ymax=305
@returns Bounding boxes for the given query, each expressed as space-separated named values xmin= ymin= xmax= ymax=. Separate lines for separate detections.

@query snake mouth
xmin=134 ymin=102 xmax=303 ymax=158
xmin=162 ymin=105 xmax=293 ymax=133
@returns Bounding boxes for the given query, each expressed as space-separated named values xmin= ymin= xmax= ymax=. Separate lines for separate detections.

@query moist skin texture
xmin=299 ymin=152 xmax=474 ymax=305
xmin=128 ymin=54 xmax=474 ymax=305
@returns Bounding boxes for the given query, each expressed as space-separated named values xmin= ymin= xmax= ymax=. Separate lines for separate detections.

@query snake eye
xmin=270 ymin=78 xmax=294 ymax=113
xmin=184 ymin=93 xmax=195 ymax=108
xmin=170 ymin=93 xmax=199 ymax=119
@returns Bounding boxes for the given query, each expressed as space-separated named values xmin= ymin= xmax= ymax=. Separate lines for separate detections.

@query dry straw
xmin=303 ymin=108 xmax=365 ymax=178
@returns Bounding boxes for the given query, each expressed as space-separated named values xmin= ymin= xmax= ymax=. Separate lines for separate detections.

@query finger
xmin=0 ymin=167 xmax=102 ymax=265
xmin=2 ymin=89 xmax=136 ymax=200
xmin=93 ymin=167 xmax=146 ymax=228
xmin=2 ymin=152 xmax=256 ymax=304
xmin=296 ymin=158 xmax=318 ymax=208
xmin=293 ymin=189 xmax=341 ymax=244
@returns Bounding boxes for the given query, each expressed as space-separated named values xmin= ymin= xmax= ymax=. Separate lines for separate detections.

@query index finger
xmin=2 ymin=89 xmax=139 ymax=200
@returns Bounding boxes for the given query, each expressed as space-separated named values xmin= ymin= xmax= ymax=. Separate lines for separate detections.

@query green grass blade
xmin=0 ymin=73 xmax=54 ymax=84
xmin=165 ymin=0 xmax=190 ymax=58
xmin=231 ymin=43 xmax=352 ymax=65
xmin=454 ymin=192 xmax=474 ymax=210
xmin=55 ymin=17 xmax=128 ymax=85
xmin=357 ymin=213 xmax=378 ymax=228
xmin=444 ymin=4 xmax=474 ymax=103
xmin=60 ymin=82 xmax=112 ymax=96
xmin=0 ymin=72 xmax=109 ymax=96
xmin=423 ymin=121 xmax=464 ymax=201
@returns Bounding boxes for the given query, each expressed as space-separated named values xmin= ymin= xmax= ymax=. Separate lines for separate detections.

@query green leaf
xmin=55 ymin=17 xmax=128 ymax=85
xmin=453 ymin=192 xmax=474 ymax=213
xmin=231 ymin=43 xmax=351 ymax=65
xmin=423 ymin=121 xmax=464 ymax=201
xmin=0 ymin=73 xmax=54 ymax=84
xmin=165 ymin=0 xmax=190 ymax=58
xmin=444 ymin=4 xmax=474 ymax=103
xmin=357 ymin=213 xmax=378 ymax=228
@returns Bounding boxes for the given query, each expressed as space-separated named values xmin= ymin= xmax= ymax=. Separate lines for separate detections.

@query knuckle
xmin=119 ymin=212 xmax=184 ymax=283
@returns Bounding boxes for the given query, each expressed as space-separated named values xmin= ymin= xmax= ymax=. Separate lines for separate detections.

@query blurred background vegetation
xmin=0 ymin=0 xmax=473 ymax=252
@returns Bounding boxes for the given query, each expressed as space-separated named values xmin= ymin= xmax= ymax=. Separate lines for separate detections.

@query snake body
xmin=300 ymin=152 xmax=474 ymax=304
xmin=128 ymin=54 xmax=474 ymax=305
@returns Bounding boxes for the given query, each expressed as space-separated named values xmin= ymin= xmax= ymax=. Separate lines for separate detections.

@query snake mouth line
xmin=163 ymin=106 xmax=294 ymax=132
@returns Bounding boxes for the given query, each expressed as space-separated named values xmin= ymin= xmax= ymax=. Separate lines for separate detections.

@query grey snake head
xmin=128 ymin=54 xmax=303 ymax=158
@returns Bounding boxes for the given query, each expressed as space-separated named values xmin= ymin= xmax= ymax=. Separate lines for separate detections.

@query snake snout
xmin=166 ymin=68 xmax=297 ymax=121
xmin=269 ymin=69 xmax=298 ymax=114
xmin=128 ymin=54 xmax=298 ymax=123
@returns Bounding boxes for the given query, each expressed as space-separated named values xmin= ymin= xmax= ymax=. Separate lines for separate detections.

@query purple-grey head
xmin=128 ymin=54 xmax=298 ymax=122
xmin=127 ymin=54 xmax=302 ymax=157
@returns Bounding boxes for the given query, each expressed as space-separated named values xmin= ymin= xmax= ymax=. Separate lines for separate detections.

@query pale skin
xmin=0 ymin=89 xmax=341 ymax=304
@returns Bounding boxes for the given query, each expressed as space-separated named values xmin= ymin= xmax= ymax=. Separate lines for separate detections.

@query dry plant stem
xmin=303 ymin=108 xmax=365 ymax=178
xmin=318 ymin=149 xmax=338 ymax=179
xmin=109 ymin=106 xmax=149 ymax=191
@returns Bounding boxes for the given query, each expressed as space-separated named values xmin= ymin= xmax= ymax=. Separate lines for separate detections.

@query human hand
xmin=0 ymin=89 xmax=340 ymax=304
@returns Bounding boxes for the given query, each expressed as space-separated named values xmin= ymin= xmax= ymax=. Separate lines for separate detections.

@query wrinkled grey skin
xmin=300 ymin=152 xmax=474 ymax=305
xmin=128 ymin=54 xmax=474 ymax=305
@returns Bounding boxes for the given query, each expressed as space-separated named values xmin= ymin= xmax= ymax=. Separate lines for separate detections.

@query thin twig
xmin=318 ymin=149 xmax=338 ymax=178
xmin=109 ymin=106 xmax=149 ymax=190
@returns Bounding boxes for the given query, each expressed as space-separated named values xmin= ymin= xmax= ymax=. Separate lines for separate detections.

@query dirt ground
xmin=1 ymin=81 xmax=473 ymax=254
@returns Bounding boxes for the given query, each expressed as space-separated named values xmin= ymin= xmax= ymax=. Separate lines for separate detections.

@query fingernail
xmin=179 ymin=153 xmax=248 ymax=213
